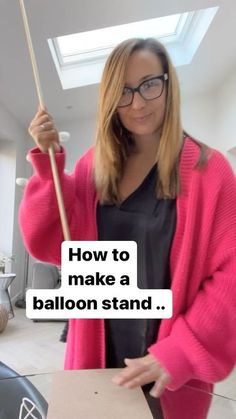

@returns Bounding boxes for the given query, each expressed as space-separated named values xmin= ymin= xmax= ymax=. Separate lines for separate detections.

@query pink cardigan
xmin=19 ymin=138 xmax=236 ymax=419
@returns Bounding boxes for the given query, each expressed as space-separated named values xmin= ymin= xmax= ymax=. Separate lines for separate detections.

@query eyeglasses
xmin=117 ymin=73 xmax=168 ymax=108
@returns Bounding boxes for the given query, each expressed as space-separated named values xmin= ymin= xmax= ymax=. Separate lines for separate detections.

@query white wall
xmin=215 ymin=71 xmax=236 ymax=171
xmin=181 ymin=68 xmax=236 ymax=172
xmin=214 ymin=71 xmax=236 ymax=152
xmin=0 ymin=140 xmax=16 ymax=255
xmin=0 ymin=101 xmax=29 ymax=300
xmin=57 ymin=116 xmax=96 ymax=171
xmin=181 ymin=92 xmax=216 ymax=148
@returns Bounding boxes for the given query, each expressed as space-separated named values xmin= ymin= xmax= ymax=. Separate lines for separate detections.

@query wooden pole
xmin=19 ymin=0 xmax=71 ymax=241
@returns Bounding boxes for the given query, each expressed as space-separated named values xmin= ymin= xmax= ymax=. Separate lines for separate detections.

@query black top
xmin=97 ymin=164 xmax=176 ymax=367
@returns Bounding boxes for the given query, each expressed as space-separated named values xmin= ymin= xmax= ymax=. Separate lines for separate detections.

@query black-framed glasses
xmin=117 ymin=73 xmax=168 ymax=108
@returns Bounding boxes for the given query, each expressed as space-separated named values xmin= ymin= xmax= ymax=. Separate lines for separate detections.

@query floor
xmin=0 ymin=307 xmax=65 ymax=375
xmin=0 ymin=308 xmax=236 ymax=418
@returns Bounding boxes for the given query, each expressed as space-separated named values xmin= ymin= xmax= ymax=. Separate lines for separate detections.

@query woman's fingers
xmin=30 ymin=114 xmax=53 ymax=128
xmin=112 ymin=354 xmax=171 ymax=397
xmin=113 ymin=358 xmax=160 ymax=387
xmin=149 ymin=374 xmax=170 ymax=398
xmin=121 ymin=369 xmax=159 ymax=389
xmin=112 ymin=363 xmax=146 ymax=385
xmin=29 ymin=120 xmax=54 ymax=134
xmin=28 ymin=108 xmax=60 ymax=153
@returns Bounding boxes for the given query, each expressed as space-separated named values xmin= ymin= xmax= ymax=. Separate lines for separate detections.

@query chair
xmin=32 ymin=262 xmax=60 ymax=290
xmin=0 ymin=362 xmax=48 ymax=419
xmin=31 ymin=262 xmax=65 ymax=324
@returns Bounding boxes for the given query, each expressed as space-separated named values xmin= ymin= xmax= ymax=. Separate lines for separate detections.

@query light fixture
xmin=59 ymin=131 xmax=70 ymax=143
xmin=16 ymin=177 xmax=28 ymax=187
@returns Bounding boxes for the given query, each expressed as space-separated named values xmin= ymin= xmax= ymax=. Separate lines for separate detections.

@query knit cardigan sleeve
xmin=19 ymin=147 xmax=94 ymax=265
xmin=148 ymin=149 xmax=236 ymax=391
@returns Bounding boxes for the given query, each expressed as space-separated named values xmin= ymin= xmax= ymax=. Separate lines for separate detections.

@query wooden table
xmin=47 ymin=369 xmax=154 ymax=419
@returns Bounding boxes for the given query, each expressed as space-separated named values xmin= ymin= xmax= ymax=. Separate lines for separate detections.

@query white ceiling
xmin=0 ymin=0 xmax=235 ymax=128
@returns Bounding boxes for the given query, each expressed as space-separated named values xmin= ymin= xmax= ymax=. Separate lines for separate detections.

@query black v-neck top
xmin=97 ymin=164 xmax=176 ymax=367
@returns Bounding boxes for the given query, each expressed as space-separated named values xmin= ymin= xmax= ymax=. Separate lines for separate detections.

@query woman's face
xmin=116 ymin=49 xmax=167 ymax=141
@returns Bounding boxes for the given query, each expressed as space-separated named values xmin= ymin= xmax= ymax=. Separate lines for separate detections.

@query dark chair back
xmin=0 ymin=362 xmax=48 ymax=419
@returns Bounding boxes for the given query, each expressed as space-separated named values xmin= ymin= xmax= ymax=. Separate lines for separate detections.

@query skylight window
xmin=56 ymin=14 xmax=184 ymax=65
xmin=48 ymin=7 xmax=219 ymax=89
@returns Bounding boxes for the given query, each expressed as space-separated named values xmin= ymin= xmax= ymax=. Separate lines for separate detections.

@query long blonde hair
xmin=94 ymin=38 xmax=207 ymax=203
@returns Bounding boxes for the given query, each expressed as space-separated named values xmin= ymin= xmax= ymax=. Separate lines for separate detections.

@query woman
xmin=19 ymin=38 xmax=236 ymax=418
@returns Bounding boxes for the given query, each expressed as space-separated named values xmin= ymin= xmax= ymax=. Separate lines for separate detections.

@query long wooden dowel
xmin=19 ymin=0 xmax=71 ymax=241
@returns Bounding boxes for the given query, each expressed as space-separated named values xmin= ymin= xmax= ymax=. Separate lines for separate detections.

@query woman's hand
xmin=112 ymin=354 xmax=171 ymax=397
xmin=28 ymin=106 xmax=60 ymax=153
